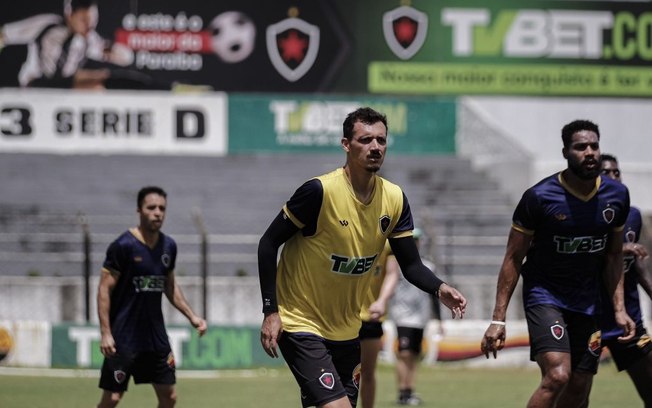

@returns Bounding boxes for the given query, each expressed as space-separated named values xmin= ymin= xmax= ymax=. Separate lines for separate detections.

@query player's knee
xmin=542 ymin=367 xmax=571 ymax=391
xmin=98 ymin=391 xmax=123 ymax=408
xmin=160 ymin=390 xmax=177 ymax=407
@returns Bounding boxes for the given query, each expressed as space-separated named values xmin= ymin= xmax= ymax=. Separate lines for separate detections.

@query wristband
xmin=490 ymin=320 xmax=506 ymax=326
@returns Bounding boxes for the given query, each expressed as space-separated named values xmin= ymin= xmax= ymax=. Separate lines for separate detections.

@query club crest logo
xmin=587 ymin=330 xmax=602 ymax=356
xmin=266 ymin=8 xmax=320 ymax=82
xmin=319 ymin=372 xmax=335 ymax=390
xmin=379 ymin=215 xmax=391 ymax=235
xmin=602 ymin=207 xmax=615 ymax=224
xmin=550 ymin=324 xmax=564 ymax=340
xmin=161 ymin=254 xmax=171 ymax=268
xmin=114 ymin=370 xmax=127 ymax=384
xmin=167 ymin=351 xmax=176 ymax=368
xmin=352 ymin=364 xmax=362 ymax=390
xmin=382 ymin=5 xmax=428 ymax=60
xmin=625 ymin=230 xmax=636 ymax=243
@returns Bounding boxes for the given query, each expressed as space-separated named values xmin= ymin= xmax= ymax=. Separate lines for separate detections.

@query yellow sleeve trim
xmin=101 ymin=267 xmax=120 ymax=278
xmin=389 ymin=231 xmax=413 ymax=239
xmin=613 ymin=225 xmax=625 ymax=232
xmin=282 ymin=204 xmax=305 ymax=229
xmin=512 ymin=223 xmax=534 ymax=236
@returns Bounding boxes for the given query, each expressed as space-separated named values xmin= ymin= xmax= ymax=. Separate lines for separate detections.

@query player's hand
xmin=438 ymin=283 xmax=467 ymax=319
xmin=481 ymin=322 xmax=506 ymax=359
xmin=367 ymin=301 xmax=386 ymax=321
xmin=623 ymin=242 xmax=649 ymax=260
xmin=100 ymin=333 xmax=117 ymax=357
xmin=192 ymin=316 xmax=208 ymax=337
xmin=261 ymin=312 xmax=283 ymax=358
xmin=615 ymin=310 xmax=636 ymax=342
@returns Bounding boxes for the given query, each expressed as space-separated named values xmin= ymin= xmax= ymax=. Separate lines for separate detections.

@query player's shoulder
xmin=600 ymin=174 xmax=629 ymax=194
xmin=314 ymin=168 xmax=343 ymax=187
xmin=519 ymin=173 xmax=558 ymax=202
xmin=530 ymin=173 xmax=560 ymax=191
xmin=159 ymin=231 xmax=177 ymax=247
xmin=115 ymin=229 xmax=135 ymax=244
xmin=376 ymin=174 xmax=403 ymax=197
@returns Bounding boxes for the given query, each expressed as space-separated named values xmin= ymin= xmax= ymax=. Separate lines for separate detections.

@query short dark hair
xmin=342 ymin=107 xmax=388 ymax=140
xmin=64 ymin=0 xmax=97 ymax=14
xmin=600 ymin=153 xmax=618 ymax=165
xmin=137 ymin=186 xmax=167 ymax=209
xmin=561 ymin=120 xmax=600 ymax=148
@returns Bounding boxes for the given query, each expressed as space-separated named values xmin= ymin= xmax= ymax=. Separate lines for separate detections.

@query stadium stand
xmin=0 ymin=152 xmax=519 ymax=321
xmin=0 ymin=152 xmax=512 ymax=278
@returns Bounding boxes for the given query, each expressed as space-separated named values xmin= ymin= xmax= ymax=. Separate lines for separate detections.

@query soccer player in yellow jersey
xmin=258 ymin=107 xmax=467 ymax=408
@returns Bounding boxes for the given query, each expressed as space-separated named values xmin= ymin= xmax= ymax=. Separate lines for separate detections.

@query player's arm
xmin=257 ymin=210 xmax=300 ymax=358
xmin=164 ymin=271 xmax=207 ymax=337
xmin=389 ymin=236 xmax=466 ymax=318
xmin=481 ymin=227 xmax=531 ymax=359
xmin=367 ymin=253 xmax=400 ymax=321
xmin=636 ymin=254 xmax=652 ymax=299
xmin=97 ymin=267 xmax=118 ymax=357
xmin=603 ymin=227 xmax=635 ymax=342
xmin=258 ymin=179 xmax=322 ymax=357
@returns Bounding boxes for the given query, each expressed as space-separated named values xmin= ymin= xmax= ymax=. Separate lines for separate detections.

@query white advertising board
xmin=0 ymin=89 xmax=227 ymax=155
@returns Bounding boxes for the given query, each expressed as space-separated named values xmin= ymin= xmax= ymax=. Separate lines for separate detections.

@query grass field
xmin=0 ymin=362 xmax=641 ymax=407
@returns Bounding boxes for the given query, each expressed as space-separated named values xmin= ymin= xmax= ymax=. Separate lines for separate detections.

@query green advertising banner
xmin=51 ymin=325 xmax=284 ymax=369
xmin=228 ymin=95 xmax=456 ymax=154
xmin=331 ymin=0 xmax=652 ymax=96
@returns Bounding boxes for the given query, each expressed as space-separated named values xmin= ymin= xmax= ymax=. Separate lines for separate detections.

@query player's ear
xmin=562 ymin=147 xmax=568 ymax=159
xmin=341 ymin=137 xmax=350 ymax=152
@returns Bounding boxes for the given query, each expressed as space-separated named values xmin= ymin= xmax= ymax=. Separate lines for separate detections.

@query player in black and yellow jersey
xmin=258 ymin=107 xmax=467 ymax=408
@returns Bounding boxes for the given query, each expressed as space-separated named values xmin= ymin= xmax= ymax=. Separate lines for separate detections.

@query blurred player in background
xmin=358 ymin=242 xmax=399 ymax=408
xmin=481 ymin=120 xmax=635 ymax=408
xmin=258 ymin=107 xmax=466 ymax=408
xmin=96 ymin=186 xmax=207 ymax=408
xmin=390 ymin=228 xmax=442 ymax=406
xmin=599 ymin=153 xmax=652 ymax=407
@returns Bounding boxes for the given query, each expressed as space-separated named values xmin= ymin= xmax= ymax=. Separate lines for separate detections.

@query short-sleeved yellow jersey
xmin=278 ymin=168 xmax=412 ymax=341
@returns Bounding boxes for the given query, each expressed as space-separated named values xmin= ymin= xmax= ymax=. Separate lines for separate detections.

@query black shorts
xmin=526 ymin=304 xmax=601 ymax=373
xmin=98 ymin=350 xmax=176 ymax=392
xmin=278 ymin=332 xmax=361 ymax=408
xmin=603 ymin=325 xmax=652 ymax=371
xmin=359 ymin=321 xmax=383 ymax=340
xmin=395 ymin=326 xmax=424 ymax=354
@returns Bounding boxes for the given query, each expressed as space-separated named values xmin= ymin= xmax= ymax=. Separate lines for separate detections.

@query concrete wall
xmin=464 ymin=96 xmax=652 ymax=213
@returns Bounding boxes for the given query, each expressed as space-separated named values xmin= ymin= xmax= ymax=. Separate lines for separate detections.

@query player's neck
xmin=136 ymin=226 xmax=160 ymax=249
xmin=561 ymin=169 xmax=597 ymax=196
xmin=343 ymin=165 xmax=376 ymax=204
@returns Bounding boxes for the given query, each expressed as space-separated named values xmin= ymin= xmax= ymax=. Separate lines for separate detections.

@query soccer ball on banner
xmin=209 ymin=11 xmax=256 ymax=63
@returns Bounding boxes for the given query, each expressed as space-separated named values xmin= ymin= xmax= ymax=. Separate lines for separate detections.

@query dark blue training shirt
xmin=103 ymin=228 xmax=177 ymax=353
xmin=513 ymin=173 xmax=630 ymax=316
xmin=601 ymin=206 xmax=644 ymax=340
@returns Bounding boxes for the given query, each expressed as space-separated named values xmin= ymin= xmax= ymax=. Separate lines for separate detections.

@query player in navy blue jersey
xmin=599 ymin=154 xmax=652 ymax=407
xmin=96 ymin=186 xmax=207 ymax=408
xmin=480 ymin=120 xmax=636 ymax=408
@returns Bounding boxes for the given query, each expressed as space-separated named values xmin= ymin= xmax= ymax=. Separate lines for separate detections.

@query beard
xmin=568 ymin=158 xmax=600 ymax=180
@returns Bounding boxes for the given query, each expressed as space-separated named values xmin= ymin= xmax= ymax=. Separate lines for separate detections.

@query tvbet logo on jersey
xmin=330 ymin=254 xmax=378 ymax=275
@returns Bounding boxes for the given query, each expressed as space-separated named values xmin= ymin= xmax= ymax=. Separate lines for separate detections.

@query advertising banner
xmin=0 ymin=0 xmax=349 ymax=93
xmin=364 ymin=1 xmax=652 ymax=97
xmin=0 ymin=89 xmax=227 ymax=155
xmin=228 ymin=95 xmax=456 ymax=154
xmin=50 ymin=324 xmax=284 ymax=369
xmin=3 ymin=1 xmax=651 ymax=96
